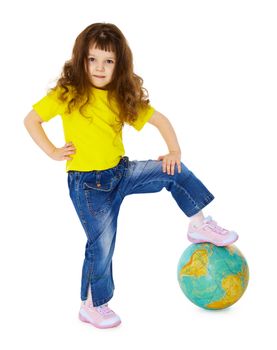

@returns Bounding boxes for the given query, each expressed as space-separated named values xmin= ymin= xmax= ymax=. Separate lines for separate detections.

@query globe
xmin=177 ymin=243 xmax=249 ymax=310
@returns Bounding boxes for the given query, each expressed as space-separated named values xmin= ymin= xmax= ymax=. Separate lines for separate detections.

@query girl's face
xmin=86 ymin=44 xmax=116 ymax=89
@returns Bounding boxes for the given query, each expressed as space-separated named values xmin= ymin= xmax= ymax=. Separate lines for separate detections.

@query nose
xmin=96 ymin=63 xmax=105 ymax=71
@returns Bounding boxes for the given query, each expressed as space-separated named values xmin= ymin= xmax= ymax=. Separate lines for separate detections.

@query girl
xmin=24 ymin=23 xmax=238 ymax=329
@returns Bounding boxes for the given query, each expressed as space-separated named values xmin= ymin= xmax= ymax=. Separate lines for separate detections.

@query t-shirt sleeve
xmin=32 ymin=88 xmax=64 ymax=122
xmin=130 ymin=105 xmax=155 ymax=131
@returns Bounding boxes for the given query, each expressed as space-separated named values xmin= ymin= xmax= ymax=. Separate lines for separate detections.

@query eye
xmin=107 ymin=59 xmax=114 ymax=64
xmin=88 ymin=57 xmax=95 ymax=62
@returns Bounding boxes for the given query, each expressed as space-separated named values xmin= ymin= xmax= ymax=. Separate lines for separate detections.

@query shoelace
xmin=88 ymin=303 xmax=114 ymax=316
xmin=96 ymin=304 xmax=114 ymax=316
xmin=204 ymin=216 xmax=228 ymax=235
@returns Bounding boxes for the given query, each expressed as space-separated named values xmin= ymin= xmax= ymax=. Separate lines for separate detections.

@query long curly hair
xmin=51 ymin=23 xmax=151 ymax=127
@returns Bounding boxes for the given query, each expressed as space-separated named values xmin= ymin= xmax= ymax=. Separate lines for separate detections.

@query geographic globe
xmin=177 ymin=243 xmax=249 ymax=310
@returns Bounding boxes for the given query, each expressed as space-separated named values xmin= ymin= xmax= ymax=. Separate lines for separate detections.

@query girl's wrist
xmin=169 ymin=149 xmax=181 ymax=155
xmin=46 ymin=145 xmax=57 ymax=157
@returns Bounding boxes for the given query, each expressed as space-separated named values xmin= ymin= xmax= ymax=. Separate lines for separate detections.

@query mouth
xmin=93 ymin=75 xmax=106 ymax=79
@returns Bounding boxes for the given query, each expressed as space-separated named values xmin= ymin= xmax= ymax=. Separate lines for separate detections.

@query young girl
xmin=24 ymin=23 xmax=238 ymax=329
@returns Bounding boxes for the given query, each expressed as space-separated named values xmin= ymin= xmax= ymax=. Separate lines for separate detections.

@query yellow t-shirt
xmin=32 ymin=86 xmax=155 ymax=172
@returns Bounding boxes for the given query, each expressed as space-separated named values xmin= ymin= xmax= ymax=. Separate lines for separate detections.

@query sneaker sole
xmin=79 ymin=312 xmax=121 ymax=329
xmin=188 ymin=233 xmax=239 ymax=247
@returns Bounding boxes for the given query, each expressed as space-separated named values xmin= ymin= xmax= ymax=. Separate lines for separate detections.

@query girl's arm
xmin=23 ymin=110 xmax=76 ymax=161
xmin=148 ymin=110 xmax=182 ymax=175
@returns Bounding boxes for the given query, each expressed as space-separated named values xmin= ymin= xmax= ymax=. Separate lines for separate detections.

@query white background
xmin=1 ymin=0 xmax=276 ymax=348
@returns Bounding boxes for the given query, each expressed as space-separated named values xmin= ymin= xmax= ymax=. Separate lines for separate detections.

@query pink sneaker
xmin=187 ymin=216 xmax=238 ymax=246
xmin=79 ymin=301 xmax=121 ymax=329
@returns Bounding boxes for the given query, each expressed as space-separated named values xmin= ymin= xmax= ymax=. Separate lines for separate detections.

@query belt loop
xmin=75 ymin=172 xmax=80 ymax=191
xmin=124 ymin=156 xmax=129 ymax=168
xmin=123 ymin=156 xmax=129 ymax=176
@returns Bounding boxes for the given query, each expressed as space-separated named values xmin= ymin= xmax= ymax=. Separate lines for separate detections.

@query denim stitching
xmin=129 ymin=178 xmax=198 ymax=207
xmin=92 ymin=292 xmax=114 ymax=307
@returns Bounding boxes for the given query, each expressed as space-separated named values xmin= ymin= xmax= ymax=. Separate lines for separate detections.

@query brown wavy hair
xmin=50 ymin=22 xmax=151 ymax=127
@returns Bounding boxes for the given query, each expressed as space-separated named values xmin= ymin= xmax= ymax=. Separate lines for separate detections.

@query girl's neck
xmin=91 ymin=84 xmax=108 ymax=91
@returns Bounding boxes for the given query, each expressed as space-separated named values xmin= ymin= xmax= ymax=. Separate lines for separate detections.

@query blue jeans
xmin=67 ymin=156 xmax=214 ymax=306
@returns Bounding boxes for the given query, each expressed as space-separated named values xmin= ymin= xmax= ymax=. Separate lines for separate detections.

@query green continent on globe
xmin=177 ymin=243 xmax=249 ymax=310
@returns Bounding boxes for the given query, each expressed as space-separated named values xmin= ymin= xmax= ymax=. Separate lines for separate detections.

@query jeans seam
xmin=129 ymin=178 xmax=209 ymax=216
xmin=186 ymin=195 xmax=215 ymax=217
xmin=171 ymin=180 xmax=198 ymax=206
xmin=89 ymin=292 xmax=114 ymax=307
xmin=130 ymin=178 xmax=197 ymax=206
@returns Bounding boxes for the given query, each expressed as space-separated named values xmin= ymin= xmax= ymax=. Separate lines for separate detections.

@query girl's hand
xmin=48 ymin=142 xmax=76 ymax=161
xmin=158 ymin=151 xmax=181 ymax=175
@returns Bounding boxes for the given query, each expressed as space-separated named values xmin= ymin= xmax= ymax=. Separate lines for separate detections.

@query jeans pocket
xmin=83 ymin=172 xmax=118 ymax=216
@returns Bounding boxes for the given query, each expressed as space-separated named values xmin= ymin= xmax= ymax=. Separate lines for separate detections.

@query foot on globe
xmin=187 ymin=216 xmax=238 ymax=246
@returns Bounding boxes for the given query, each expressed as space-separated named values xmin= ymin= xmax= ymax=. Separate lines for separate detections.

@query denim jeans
xmin=67 ymin=156 xmax=214 ymax=306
